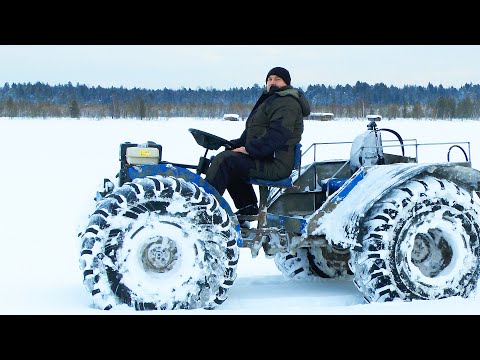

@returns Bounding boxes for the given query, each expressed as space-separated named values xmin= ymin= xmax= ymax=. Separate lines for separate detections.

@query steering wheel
xmin=188 ymin=128 xmax=233 ymax=150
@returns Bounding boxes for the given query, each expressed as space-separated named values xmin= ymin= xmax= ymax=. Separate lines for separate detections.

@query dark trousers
xmin=205 ymin=151 xmax=258 ymax=209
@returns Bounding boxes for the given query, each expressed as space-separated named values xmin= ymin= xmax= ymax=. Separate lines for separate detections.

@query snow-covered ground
xmin=2 ymin=116 xmax=480 ymax=314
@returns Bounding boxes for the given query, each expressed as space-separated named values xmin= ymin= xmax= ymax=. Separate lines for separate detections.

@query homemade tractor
xmin=78 ymin=116 xmax=480 ymax=310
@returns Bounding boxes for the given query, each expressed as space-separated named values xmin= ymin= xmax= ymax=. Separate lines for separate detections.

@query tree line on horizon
xmin=1 ymin=80 xmax=480 ymax=120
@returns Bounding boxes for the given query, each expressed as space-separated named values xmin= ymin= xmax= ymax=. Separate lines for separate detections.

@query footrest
xmin=236 ymin=214 xmax=258 ymax=222
xmin=246 ymin=176 xmax=294 ymax=188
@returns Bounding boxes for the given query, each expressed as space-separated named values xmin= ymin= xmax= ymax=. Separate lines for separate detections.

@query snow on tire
xmin=78 ymin=175 xmax=240 ymax=310
xmin=307 ymin=244 xmax=353 ymax=278
xmin=274 ymin=248 xmax=315 ymax=279
xmin=274 ymin=245 xmax=353 ymax=279
xmin=350 ymin=174 xmax=480 ymax=303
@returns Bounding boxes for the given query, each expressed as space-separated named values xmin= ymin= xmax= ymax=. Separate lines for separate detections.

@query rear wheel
xmin=78 ymin=175 xmax=239 ymax=310
xmin=350 ymin=174 xmax=480 ymax=302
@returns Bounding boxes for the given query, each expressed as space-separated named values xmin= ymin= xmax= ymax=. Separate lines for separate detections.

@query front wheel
xmin=78 ymin=175 xmax=240 ymax=310
xmin=350 ymin=174 xmax=480 ymax=303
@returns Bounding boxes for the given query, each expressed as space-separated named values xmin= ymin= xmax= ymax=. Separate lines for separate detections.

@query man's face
xmin=266 ymin=75 xmax=287 ymax=91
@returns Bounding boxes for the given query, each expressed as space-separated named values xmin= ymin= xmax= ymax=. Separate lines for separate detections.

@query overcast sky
xmin=1 ymin=45 xmax=479 ymax=91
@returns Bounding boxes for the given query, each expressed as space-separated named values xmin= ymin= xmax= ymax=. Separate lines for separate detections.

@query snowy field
xmin=2 ymin=116 xmax=480 ymax=315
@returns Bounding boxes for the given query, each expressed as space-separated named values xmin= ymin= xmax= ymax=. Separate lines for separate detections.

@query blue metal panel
xmin=329 ymin=169 xmax=365 ymax=204
xmin=127 ymin=164 xmax=242 ymax=241
xmin=266 ymin=213 xmax=307 ymax=234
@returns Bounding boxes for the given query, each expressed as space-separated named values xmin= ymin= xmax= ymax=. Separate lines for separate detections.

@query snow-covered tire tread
xmin=350 ymin=174 xmax=480 ymax=303
xmin=78 ymin=175 xmax=239 ymax=310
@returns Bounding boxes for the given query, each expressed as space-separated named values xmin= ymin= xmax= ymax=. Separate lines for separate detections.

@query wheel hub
xmin=411 ymin=229 xmax=452 ymax=277
xmin=141 ymin=237 xmax=178 ymax=273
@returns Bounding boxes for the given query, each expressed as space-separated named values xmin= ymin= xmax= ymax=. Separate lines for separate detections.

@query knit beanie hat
xmin=266 ymin=67 xmax=291 ymax=86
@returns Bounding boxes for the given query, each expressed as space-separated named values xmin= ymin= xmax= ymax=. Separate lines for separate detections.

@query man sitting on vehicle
xmin=205 ymin=66 xmax=311 ymax=217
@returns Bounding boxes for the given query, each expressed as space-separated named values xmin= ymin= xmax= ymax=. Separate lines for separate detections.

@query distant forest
xmin=2 ymin=81 xmax=480 ymax=119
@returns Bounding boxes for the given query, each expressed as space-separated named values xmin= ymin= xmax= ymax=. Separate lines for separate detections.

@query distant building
xmin=306 ymin=112 xmax=334 ymax=121
xmin=223 ymin=113 xmax=241 ymax=121
xmin=367 ymin=114 xmax=382 ymax=121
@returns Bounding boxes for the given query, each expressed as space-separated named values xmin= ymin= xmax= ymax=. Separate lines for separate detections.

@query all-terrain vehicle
xmin=78 ymin=116 xmax=480 ymax=310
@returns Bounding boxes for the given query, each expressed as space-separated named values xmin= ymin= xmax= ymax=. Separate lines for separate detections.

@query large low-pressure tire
xmin=274 ymin=248 xmax=315 ymax=279
xmin=307 ymin=244 xmax=353 ymax=278
xmin=78 ymin=175 xmax=240 ymax=310
xmin=349 ymin=174 xmax=480 ymax=303
xmin=274 ymin=244 xmax=353 ymax=279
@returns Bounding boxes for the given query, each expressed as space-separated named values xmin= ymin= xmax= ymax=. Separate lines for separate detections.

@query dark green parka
xmin=230 ymin=85 xmax=311 ymax=180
